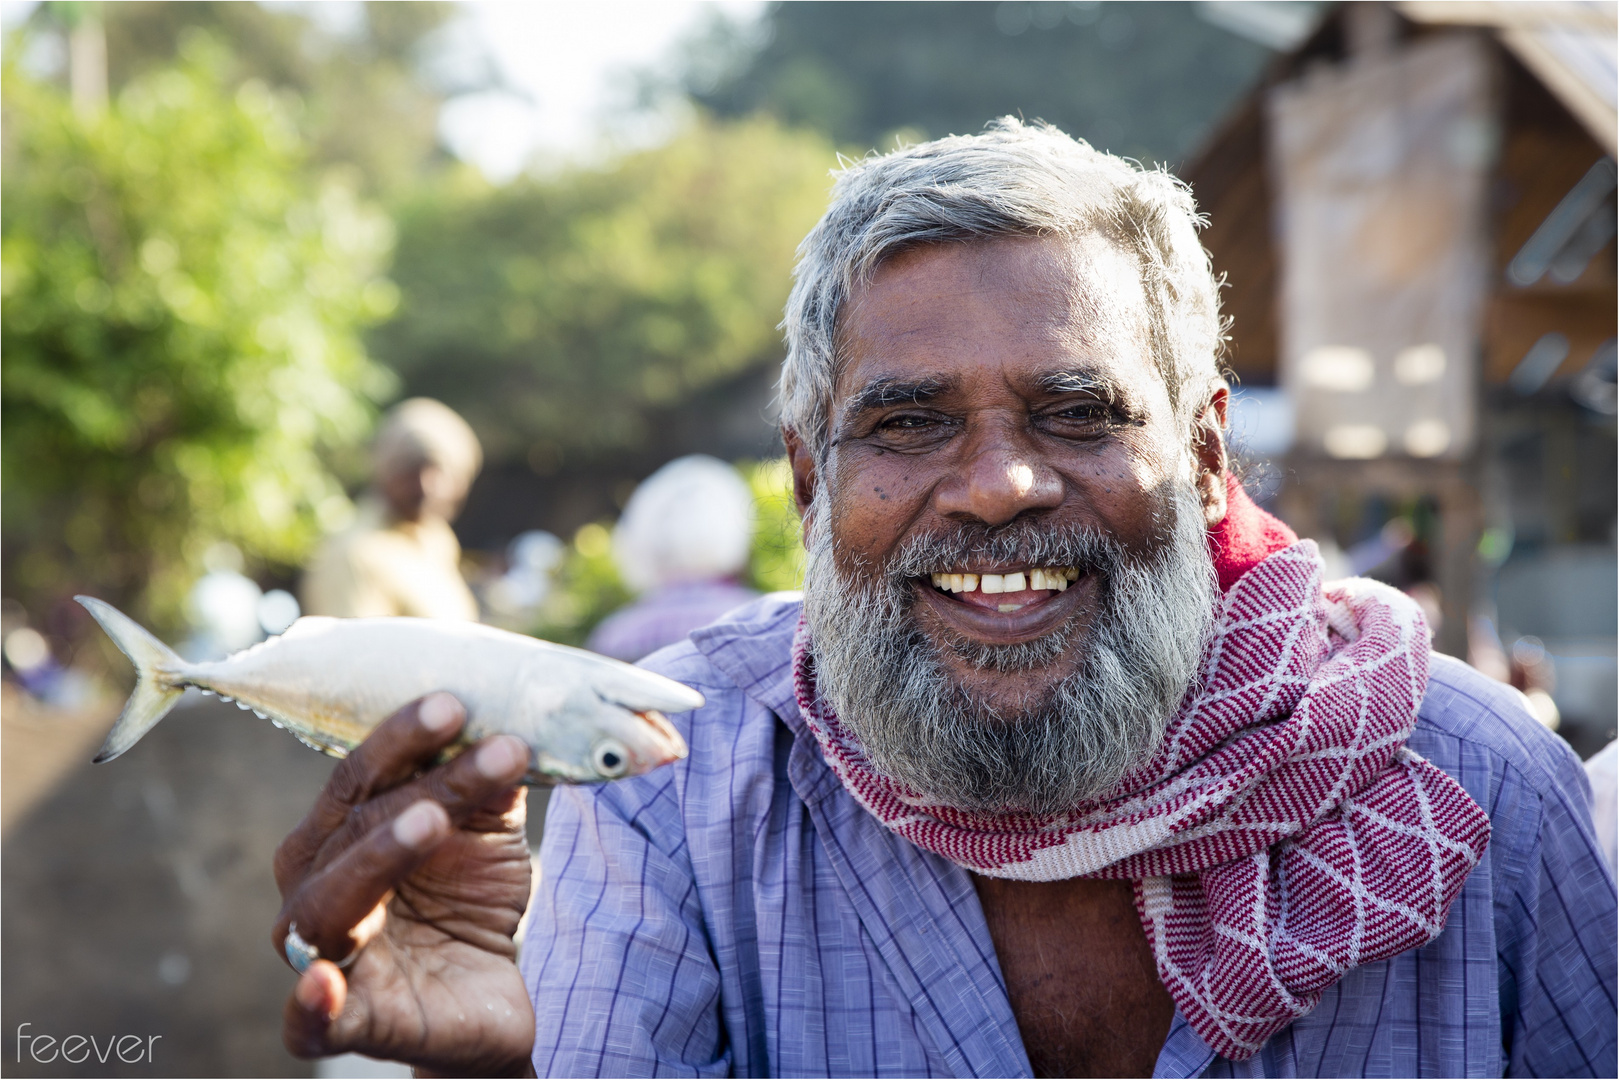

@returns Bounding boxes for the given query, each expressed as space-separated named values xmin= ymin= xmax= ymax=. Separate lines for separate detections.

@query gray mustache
xmin=885 ymin=520 xmax=1126 ymax=582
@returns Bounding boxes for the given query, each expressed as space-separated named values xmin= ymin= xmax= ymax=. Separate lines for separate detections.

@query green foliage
xmin=524 ymin=522 xmax=634 ymax=648
xmin=683 ymin=1 xmax=1280 ymax=164
xmin=526 ymin=458 xmax=806 ymax=646
xmin=743 ymin=458 xmax=806 ymax=593
xmin=370 ymin=117 xmax=836 ymax=467
xmin=1 ymin=37 xmax=396 ymax=629
xmin=97 ymin=2 xmax=462 ymax=195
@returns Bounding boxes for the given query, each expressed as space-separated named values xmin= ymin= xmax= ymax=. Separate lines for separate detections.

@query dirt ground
xmin=3 ymin=691 xmax=334 ymax=1077
xmin=3 ymin=685 xmax=551 ymax=1078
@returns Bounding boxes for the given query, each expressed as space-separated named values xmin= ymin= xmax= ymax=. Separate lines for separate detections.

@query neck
xmin=1206 ymin=474 xmax=1297 ymax=592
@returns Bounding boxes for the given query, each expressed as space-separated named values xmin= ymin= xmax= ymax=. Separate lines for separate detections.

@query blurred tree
xmin=675 ymin=1 xmax=1291 ymax=164
xmin=744 ymin=458 xmax=806 ymax=594
xmin=32 ymin=1 xmax=471 ymax=195
xmin=1 ymin=35 xmax=397 ymax=630
xmin=525 ymin=522 xmax=632 ymax=648
xmin=371 ymin=116 xmax=835 ymax=469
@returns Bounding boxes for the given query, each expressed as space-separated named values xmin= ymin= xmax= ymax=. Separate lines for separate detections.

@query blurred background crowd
xmin=1 ymin=1 xmax=1613 ymax=1076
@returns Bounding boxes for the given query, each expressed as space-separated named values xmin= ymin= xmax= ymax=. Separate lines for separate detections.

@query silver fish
xmin=76 ymin=596 xmax=700 ymax=784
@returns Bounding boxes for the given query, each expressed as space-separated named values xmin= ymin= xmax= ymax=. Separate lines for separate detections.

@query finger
xmin=271 ymin=736 xmax=529 ymax=964
xmin=274 ymin=693 xmax=465 ymax=892
xmin=283 ymin=960 xmax=351 ymax=1059
xmin=277 ymin=798 xmax=453 ymax=964
xmin=311 ymin=735 xmax=532 ymax=870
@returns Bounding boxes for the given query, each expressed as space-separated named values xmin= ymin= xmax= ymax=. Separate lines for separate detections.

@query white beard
xmin=802 ymin=481 xmax=1216 ymax=814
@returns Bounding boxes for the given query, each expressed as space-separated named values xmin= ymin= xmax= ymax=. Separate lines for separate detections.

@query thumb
xmin=283 ymin=960 xmax=365 ymax=1059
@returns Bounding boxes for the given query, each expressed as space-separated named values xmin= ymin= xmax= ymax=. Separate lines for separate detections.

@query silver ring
xmin=284 ymin=921 xmax=357 ymax=973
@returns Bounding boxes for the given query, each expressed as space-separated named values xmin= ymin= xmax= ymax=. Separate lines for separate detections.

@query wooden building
xmin=1186 ymin=1 xmax=1616 ymax=749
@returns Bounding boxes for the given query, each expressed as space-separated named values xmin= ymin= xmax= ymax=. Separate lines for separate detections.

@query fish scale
xmin=76 ymin=596 xmax=701 ymax=785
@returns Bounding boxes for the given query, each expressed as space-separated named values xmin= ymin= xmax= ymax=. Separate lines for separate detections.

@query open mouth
xmin=633 ymin=709 xmax=690 ymax=763
xmin=925 ymin=566 xmax=1082 ymax=612
xmin=911 ymin=562 xmax=1094 ymax=647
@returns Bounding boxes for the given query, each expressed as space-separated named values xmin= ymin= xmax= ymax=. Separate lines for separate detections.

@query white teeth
xmin=932 ymin=567 xmax=1076 ymax=595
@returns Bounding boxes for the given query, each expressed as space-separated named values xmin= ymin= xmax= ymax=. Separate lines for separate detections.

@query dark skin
xmin=274 ymin=233 xmax=1228 ymax=1077
xmin=270 ymin=695 xmax=538 ymax=1076
xmin=784 ymin=234 xmax=1230 ymax=1077
xmin=377 ymin=455 xmax=469 ymax=524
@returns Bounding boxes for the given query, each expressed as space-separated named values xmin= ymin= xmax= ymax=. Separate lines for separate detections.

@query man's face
xmin=379 ymin=456 xmax=469 ymax=524
xmin=788 ymin=233 xmax=1228 ymax=811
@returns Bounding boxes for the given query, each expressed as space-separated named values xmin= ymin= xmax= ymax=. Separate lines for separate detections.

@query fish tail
xmin=75 ymin=596 xmax=189 ymax=763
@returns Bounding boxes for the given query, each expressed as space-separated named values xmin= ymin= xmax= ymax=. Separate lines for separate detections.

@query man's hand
xmin=272 ymin=692 xmax=538 ymax=1076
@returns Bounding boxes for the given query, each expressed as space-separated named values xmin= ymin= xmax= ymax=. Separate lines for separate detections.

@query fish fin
xmin=275 ymin=616 xmax=340 ymax=639
xmin=75 ymin=596 xmax=189 ymax=763
xmin=595 ymin=669 xmax=706 ymax=715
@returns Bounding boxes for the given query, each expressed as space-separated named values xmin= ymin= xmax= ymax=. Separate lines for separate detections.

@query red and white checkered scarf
xmin=792 ymin=487 xmax=1491 ymax=1060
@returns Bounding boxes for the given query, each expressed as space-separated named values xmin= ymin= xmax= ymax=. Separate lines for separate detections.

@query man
xmin=301 ymin=397 xmax=482 ymax=622
xmin=588 ymin=455 xmax=760 ymax=662
xmin=271 ymin=122 xmax=1616 ymax=1077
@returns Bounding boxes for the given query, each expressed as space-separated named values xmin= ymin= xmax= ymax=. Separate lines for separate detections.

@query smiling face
xmin=789 ymin=233 xmax=1230 ymax=811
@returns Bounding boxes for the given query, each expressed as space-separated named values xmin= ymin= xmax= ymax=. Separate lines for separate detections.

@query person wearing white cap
xmin=586 ymin=455 xmax=759 ymax=662
xmin=301 ymin=398 xmax=482 ymax=621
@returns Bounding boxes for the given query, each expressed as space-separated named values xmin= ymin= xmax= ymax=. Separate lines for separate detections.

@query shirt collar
xmin=689 ymin=591 xmax=806 ymax=730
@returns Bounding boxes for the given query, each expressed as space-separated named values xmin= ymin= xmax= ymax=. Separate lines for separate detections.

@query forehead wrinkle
xmin=1023 ymin=232 xmax=1150 ymax=354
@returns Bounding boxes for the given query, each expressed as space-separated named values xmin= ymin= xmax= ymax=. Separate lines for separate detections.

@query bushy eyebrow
xmin=842 ymin=375 xmax=956 ymax=417
xmin=1038 ymin=368 xmax=1122 ymax=399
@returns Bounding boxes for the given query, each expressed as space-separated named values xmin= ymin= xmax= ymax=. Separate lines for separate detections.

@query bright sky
xmin=440 ymin=1 xmax=764 ymax=179
xmin=0 ymin=0 xmax=765 ymax=181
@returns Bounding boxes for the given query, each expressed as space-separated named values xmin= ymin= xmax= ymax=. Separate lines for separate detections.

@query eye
xmin=591 ymin=738 xmax=630 ymax=778
xmin=1044 ymin=399 xmax=1117 ymax=436
xmin=1057 ymin=401 xmax=1108 ymax=421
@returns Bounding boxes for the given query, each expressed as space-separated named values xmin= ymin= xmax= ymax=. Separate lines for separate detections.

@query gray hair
xmin=779 ymin=118 xmax=1225 ymax=462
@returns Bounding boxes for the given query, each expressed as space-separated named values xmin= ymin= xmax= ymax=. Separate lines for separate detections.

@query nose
xmin=932 ymin=425 xmax=1063 ymax=526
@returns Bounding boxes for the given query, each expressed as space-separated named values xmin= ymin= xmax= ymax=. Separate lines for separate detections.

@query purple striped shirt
xmin=523 ymin=594 xmax=1618 ymax=1077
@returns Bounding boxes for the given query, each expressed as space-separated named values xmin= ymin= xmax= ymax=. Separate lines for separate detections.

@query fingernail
xmin=393 ymin=800 xmax=448 ymax=850
xmin=419 ymin=693 xmax=463 ymax=733
xmin=475 ymin=736 xmax=529 ymax=780
xmin=294 ymin=971 xmax=326 ymax=1012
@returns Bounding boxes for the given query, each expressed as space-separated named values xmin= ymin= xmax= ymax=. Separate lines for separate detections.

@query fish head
xmin=524 ymin=671 xmax=700 ymax=784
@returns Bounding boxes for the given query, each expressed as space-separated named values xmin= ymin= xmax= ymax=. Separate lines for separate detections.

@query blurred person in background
xmin=301 ymin=398 xmax=481 ymax=621
xmin=586 ymin=455 xmax=759 ymax=661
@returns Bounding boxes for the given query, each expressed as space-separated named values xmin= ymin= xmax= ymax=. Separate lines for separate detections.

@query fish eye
xmin=591 ymin=738 xmax=630 ymax=778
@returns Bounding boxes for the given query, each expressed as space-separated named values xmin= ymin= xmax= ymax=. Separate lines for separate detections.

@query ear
xmin=782 ymin=426 xmax=819 ymax=539
xmin=1191 ymin=383 xmax=1229 ymax=528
